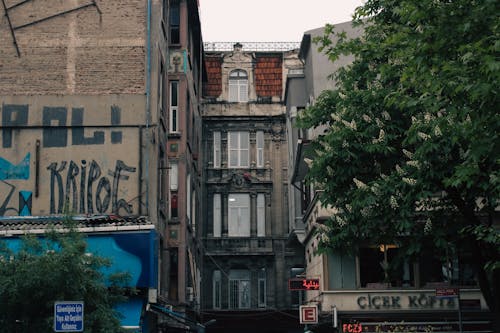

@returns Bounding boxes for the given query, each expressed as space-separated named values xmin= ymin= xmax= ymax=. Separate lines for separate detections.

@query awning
xmin=115 ymin=298 xmax=144 ymax=331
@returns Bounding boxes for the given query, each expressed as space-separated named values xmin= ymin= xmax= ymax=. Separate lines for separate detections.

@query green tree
xmin=297 ymin=0 xmax=499 ymax=322
xmin=0 ymin=221 xmax=131 ymax=332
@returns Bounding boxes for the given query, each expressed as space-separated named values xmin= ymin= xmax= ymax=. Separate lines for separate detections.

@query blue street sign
xmin=54 ymin=301 xmax=84 ymax=332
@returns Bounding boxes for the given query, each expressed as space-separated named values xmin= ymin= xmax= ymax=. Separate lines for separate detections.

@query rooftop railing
xmin=204 ymin=41 xmax=300 ymax=52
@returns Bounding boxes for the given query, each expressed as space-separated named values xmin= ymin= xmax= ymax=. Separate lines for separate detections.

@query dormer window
xmin=229 ymin=69 xmax=248 ymax=102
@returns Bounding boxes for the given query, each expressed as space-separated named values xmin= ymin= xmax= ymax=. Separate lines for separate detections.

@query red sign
xmin=435 ymin=288 xmax=459 ymax=297
xmin=343 ymin=323 xmax=363 ymax=333
xmin=288 ymin=278 xmax=320 ymax=290
xmin=299 ymin=305 xmax=318 ymax=324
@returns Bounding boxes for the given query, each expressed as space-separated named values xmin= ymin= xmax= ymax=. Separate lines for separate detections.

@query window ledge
xmin=168 ymin=132 xmax=182 ymax=139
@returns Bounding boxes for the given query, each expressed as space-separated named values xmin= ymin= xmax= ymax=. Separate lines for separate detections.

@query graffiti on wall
xmin=47 ymin=159 xmax=136 ymax=215
xmin=1 ymin=103 xmax=139 ymax=217
xmin=0 ymin=154 xmax=31 ymax=216
xmin=2 ymin=104 xmax=123 ymax=148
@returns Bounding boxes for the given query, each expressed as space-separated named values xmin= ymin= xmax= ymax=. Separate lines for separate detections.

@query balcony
xmin=203 ymin=237 xmax=274 ymax=256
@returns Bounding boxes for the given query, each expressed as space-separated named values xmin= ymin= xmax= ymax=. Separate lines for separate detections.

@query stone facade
xmin=200 ymin=43 xmax=305 ymax=333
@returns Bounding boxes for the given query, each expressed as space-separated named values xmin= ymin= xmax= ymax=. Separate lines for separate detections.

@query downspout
xmin=144 ymin=0 xmax=152 ymax=215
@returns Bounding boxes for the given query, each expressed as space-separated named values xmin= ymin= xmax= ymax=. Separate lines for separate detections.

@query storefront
xmin=305 ymin=290 xmax=493 ymax=333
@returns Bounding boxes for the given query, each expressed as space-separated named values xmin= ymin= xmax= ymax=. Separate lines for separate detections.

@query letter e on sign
xmin=299 ymin=305 xmax=318 ymax=324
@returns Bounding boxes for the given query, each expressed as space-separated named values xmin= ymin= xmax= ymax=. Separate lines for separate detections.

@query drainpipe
xmin=144 ymin=0 xmax=152 ymax=214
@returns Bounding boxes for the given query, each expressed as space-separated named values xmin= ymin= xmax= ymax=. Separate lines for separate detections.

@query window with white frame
xmin=213 ymin=270 xmax=221 ymax=309
xmin=169 ymin=161 xmax=178 ymax=191
xmin=169 ymin=81 xmax=179 ymax=133
xmin=257 ymin=194 xmax=265 ymax=237
xmin=229 ymin=70 xmax=248 ymax=102
xmin=213 ymin=193 xmax=221 ymax=237
xmin=228 ymin=194 xmax=250 ymax=237
xmin=229 ymin=269 xmax=251 ymax=309
xmin=258 ymin=268 xmax=266 ymax=307
xmin=228 ymin=131 xmax=249 ymax=168
xmin=213 ymin=131 xmax=221 ymax=168
xmin=256 ymin=131 xmax=264 ymax=167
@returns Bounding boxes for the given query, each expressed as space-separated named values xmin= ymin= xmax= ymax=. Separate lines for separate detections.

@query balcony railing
xmin=204 ymin=237 xmax=274 ymax=255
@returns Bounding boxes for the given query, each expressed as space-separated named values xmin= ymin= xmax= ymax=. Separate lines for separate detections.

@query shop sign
xmin=435 ymin=287 xmax=459 ymax=298
xmin=356 ymin=293 xmax=456 ymax=310
xmin=289 ymin=278 xmax=320 ymax=290
xmin=343 ymin=323 xmax=363 ymax=333
xmin=299 ymin=305 xmax=318 ymax=324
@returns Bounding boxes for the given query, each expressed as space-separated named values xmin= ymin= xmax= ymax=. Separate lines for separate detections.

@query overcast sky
xmin=199 ymin=0 xmax=364 ymax=42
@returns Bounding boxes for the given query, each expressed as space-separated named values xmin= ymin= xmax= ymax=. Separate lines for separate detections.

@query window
xmin=169 ymin=248 xmax=179 ymax=300
xmin=191 ymin=189 xmax=196 ymax=228
xmin=257 ymin=194 xmax=265 ymax=237
xmin=229 ymin=270 xmax=250 ymax=309
xmin=290 ymin=267 xmax=304 ymax=308
xmin=359 ymin=245 xmax=413 ymax=288
xmin=159 ymin=148 xmax=167 ymax=214
xmin=170 ymin=192 xmax=178 ymax=218
xmin=170 ymin=161 xmax=178 ymax=191
xmin=213 ymin=194 xmax=221 ymax=237
xmin=169 ymin=0 xmax=180 ymax=44
xmin=169 ymin=81 xmax=179 ymax=133
xmin=418 ymin=251 xmax=476 ymax=287
xmin=213 ymin=131 xmax=221 ymax=168
xmin=228 ymin=131 xmax=249 ymax=168
xmin=213 ymin=270 xmax=221 ymax=309
xmin=159 ymin=60 xmax=166 ymax=118
xmin=258 ymin=268 xmax=266 ymax=307
xmin=229 ymin=70 xmax=248 ymax=102
xmin=186 ymin=174 xmax=191 ymax=222
xmin=228 ymin=194 xmax=250 ymax=237
xmin=256 ymin=131 xmax=264 ymax=167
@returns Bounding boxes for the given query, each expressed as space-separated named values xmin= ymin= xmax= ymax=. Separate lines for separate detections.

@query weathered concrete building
xmin=199 ymin=42 xmax=305 ymax=333
xmin=286 ymin=22 xmax=494 ymax=333
xmin=161 ymin=0 xmax=205 ymax=330
xmin=0 ymin=0 xmax=204 ymax=331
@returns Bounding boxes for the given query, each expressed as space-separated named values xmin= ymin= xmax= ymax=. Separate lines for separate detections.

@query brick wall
xmin=0 ymin=0 xmax=146 ymax=95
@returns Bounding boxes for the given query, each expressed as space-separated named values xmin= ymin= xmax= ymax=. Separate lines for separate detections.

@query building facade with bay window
xmin=200 ymin=42 xmax=305 ymax=333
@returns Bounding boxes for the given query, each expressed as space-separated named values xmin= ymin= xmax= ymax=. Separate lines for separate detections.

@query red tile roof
xmin=204 ymin=55 xmax=222 ymax=98
xmin=255 ymin=54 xmax=283 ymax=97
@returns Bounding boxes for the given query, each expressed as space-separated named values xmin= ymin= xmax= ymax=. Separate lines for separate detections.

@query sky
xmin=199 ymin=0 xmax=364 ymax=42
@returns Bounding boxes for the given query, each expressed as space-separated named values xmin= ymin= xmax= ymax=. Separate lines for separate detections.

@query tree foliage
xmin=0 ymin=221 xmax=131 ymax=332
xmin=297 ymin=0 xmax=499 ymax=314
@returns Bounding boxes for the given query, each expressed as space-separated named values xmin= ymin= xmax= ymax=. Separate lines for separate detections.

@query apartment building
xmin=0 ymin=0 xmax=205 ymax=331
xmin=200 ymin=42 xmax=305 ymax=333
xmin=160 ymin=0 xmax=205 ymax=331
xmin=286 ymin=22 xmax=493 ymax=333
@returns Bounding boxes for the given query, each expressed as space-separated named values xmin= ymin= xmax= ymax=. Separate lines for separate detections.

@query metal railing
xmin=204 ymin=41 xmax=300 ymax=52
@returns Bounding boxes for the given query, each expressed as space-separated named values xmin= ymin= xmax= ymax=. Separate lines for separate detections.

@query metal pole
xmin=457 ymin=290 xmax=463 ymax=333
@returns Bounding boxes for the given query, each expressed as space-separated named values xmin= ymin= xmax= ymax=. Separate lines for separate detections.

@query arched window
xmin=229 ymin=69 xmax=248 ymax=102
